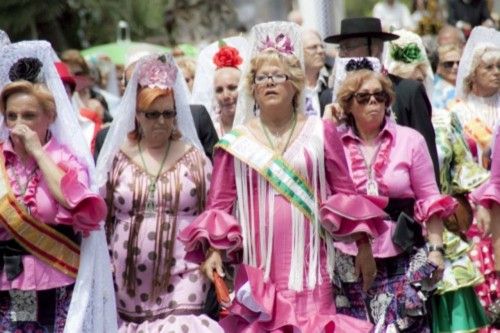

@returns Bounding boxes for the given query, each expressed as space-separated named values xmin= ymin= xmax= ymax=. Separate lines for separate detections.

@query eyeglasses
xmin=140 ymin=110 xmax=177 ymax=120
xmin=352 ymin=91 xmax=388 ymax=105
xmin=441 ymin=61 xmax=460 ymax=69
xmin=254 ymin=73 xmax=288 ymax=85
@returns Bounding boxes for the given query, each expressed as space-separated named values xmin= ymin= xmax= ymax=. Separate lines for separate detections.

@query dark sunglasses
xmin=352 ymin=91 xmax=388 ymax=105
xmin=141 ymin=110 xmax=177 ymax=120
xmin=441 ymin=61 xmax=460 ymax=69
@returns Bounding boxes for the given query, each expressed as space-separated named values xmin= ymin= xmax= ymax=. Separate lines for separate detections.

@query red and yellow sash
xmin=0 ymin=148 xmax=79 ymax=278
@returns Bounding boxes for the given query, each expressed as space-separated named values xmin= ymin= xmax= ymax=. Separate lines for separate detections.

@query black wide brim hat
xmin=324 ymin=17 xmax=399 ymax=43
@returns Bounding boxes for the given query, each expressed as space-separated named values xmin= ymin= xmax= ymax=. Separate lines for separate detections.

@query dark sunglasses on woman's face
xmin=441 ymin=61 xmax=460 ymax=69
xmin=352 ymin=91 xmax=388 ymax=105
xmin=141 ymin=110 xmax=177 ymax=120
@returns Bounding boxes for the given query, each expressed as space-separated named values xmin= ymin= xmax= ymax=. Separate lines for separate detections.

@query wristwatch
xmin=426 ymin=243 xmax=445 ymax=255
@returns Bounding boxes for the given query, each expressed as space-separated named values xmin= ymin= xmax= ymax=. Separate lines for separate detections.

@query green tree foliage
xmin=0 ymin=0 xmax=170 ymax=51
xmin=70 ymin=0 xmax=169 ymax=46
xmin=0 ymin=0 xmax=66 ymax=37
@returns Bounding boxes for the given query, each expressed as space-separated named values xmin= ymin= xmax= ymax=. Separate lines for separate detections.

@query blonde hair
xmin=437 ymin=44 xmax=462 ymax=62
xmin=336 ymin=70 xmax=395 ymax=128
xmin=464 ymin=46 xmax=500 ymax=95
xmin=176 ymin=57 xmax=196 ymax=80
xmin=391 ymin=61 xmax=429 ymax=81
xmin=245 ymin=49 xmax=304 ymax=108
xmin=0 ymin=80 xmax=56 ymax=120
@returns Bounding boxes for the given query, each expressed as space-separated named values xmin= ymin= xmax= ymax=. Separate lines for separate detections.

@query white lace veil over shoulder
xmin=331 ymin=57 xmax=382 ymax=103
xmin=95 ymin=53 xmax=203 ymax=190
xmin=456 ymin=27 xmax=500 ymax=99
xmin=383 ymin=29 xmax=434 ymax=97
xmin=0 ymin=40 xmax=117 ymax=333
xmin=190 ymin=36 xmax=248 ymax=120
xmin=234 ymin=21 xmax=305 ymax=127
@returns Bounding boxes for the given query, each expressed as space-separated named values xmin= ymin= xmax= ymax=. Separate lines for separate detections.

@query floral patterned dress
xmin=431 ymin=108 xmax=490 ymax=332
xmin=432 ymin=74 xmax=456 ymax=111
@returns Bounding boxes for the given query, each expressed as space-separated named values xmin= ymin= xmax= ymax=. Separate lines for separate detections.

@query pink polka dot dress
xmin=106 ymin=148 xmax=223 ymax=333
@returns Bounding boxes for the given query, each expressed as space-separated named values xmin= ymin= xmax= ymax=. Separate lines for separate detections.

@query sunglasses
xmin=441 ymin=61 xmax=460 ymax=69
xmin=352 ymin=91 xmax=388 ymax=105
xmin=141 ymin=110 xmax=177 ymax=120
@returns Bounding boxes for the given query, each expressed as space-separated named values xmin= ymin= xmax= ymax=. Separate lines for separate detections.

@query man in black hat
xmin=321 ymin=17 xmax=440 ymax=182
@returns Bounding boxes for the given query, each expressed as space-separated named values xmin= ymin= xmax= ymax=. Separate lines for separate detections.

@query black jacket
xmin=319 ymin=74 xmax=440 ymax=185
xmin=93 ymin=104 xmax=218 ymax=161
xmin=447 ymin=0 xmax=491 ymax=27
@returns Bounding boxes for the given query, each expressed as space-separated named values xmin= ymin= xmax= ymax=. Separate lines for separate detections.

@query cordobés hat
xmin=324 ymin=17 xmax=399 ymax=43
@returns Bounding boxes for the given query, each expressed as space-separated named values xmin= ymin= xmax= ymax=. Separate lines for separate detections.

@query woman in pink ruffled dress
xmin=179 ymin=21 xmax=387 ymax=333
xmin=0 ymin=49 xmax=107 ymax=332
xmin=330 ymin=66 xmax=456 ymax=332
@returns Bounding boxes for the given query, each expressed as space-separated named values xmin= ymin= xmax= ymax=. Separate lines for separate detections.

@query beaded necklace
xmin=138 ymin=139 xmax=172 ymax=216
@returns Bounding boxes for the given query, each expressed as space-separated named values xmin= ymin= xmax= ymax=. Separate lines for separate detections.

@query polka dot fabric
xmin=108 ymin=149 xmax=223 ymax=332
xmin=467 ymin=222 xmax=500 ymax=333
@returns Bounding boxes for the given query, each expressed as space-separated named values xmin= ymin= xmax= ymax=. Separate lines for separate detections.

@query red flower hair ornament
xmin=213 ymin=40 xmax=243 ymax=69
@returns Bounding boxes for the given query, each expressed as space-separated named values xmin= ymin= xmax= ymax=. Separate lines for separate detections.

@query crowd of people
xmin=0 ymin=7 xmax=498 ymax=333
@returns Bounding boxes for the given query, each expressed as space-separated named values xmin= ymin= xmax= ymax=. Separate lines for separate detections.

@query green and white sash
xmin=217 ymin=129 xmax=317 ymax=221
xmin=217 ymin=119 xmax=334 ymax=291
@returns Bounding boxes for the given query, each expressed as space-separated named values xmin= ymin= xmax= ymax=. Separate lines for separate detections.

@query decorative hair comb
xmin=257 ymin=33 xmax=294 ymax=55
xmin=213 ymin=40 xmax=243 ymax=69
xmin=390 ymin=43 xmax=423 ymax=64
xmin=9 ymin=57 xmax=44 ymax=83
xmin=138 ymin=54 xmax=178 ymax=89
xmin=345 ymin=58 xmax=374 ymax=72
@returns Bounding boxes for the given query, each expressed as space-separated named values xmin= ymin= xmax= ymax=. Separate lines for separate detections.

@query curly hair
xmin=336 ymin=70 xmax=395 ymax=129
xmin=464 ymin=46 xmax=500 ymax=95
xmin=244 ymin=49 xmax=304 ymax=108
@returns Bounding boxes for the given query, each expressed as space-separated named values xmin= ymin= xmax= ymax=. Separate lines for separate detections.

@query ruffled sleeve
xmin=179 ymin=148 xmax=243 ymax=264
xmin=410 ymin=131 xmax=457 ymax=222
xmin=52 ymin=151 xmax=107 ymax=236
xmin=320 ymin=120 xmax=388 ymax=240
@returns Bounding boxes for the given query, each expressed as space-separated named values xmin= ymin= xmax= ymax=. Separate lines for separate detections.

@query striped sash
xmin=217 ymin=129 xmax=316 ymax=221
xmin=0 ymin=148 xmax=79 ymax=278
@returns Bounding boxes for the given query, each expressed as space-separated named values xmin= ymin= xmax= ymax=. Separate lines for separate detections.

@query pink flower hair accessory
xmin=138 ymin=54 xmax=178 ymax=89
xmin=257 ymin=33 xmax=294 ymax=55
